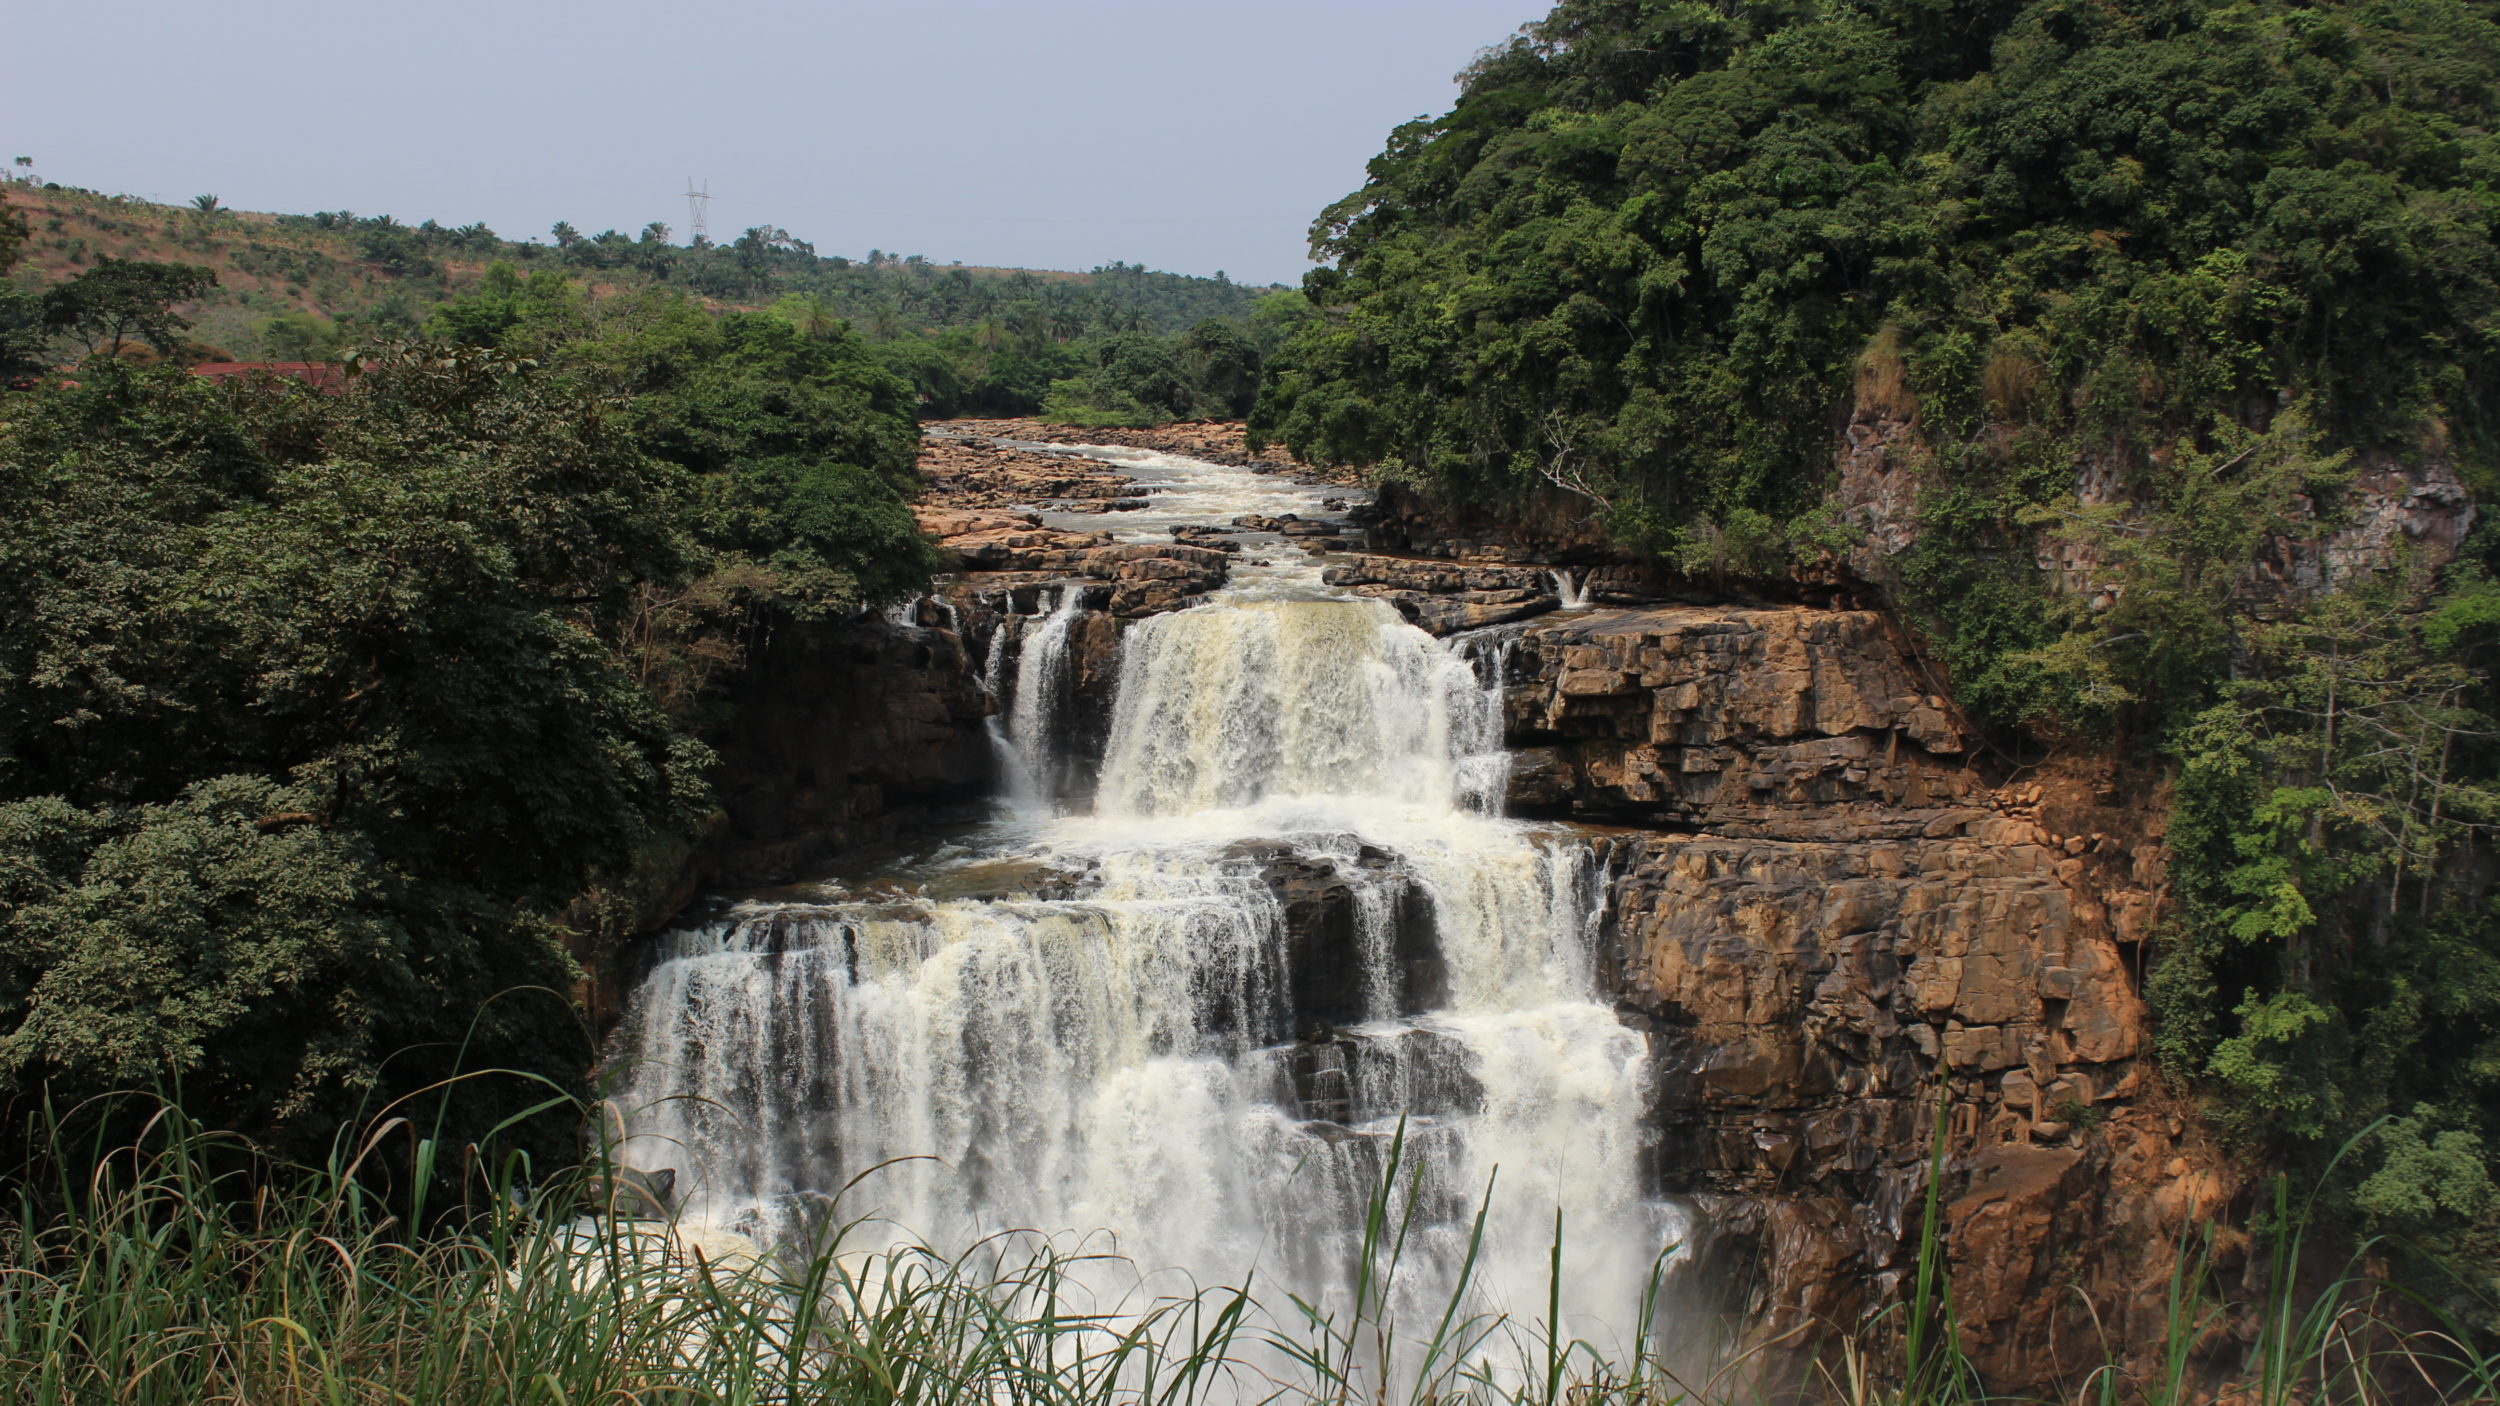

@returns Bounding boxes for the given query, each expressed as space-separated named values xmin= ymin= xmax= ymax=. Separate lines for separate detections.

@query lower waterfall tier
xmin=610 ymin=585 xmax=1676 ymax=1362
xmin=613 ymin=815 xmax=1670 ymax=1353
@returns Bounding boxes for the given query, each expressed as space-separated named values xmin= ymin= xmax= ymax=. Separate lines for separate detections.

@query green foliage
xmin=0 ymin=267 xmax=929 ymax=1157
xmin=1178 ymin=318 xmax=1261 ymax=418
xmin=0 ymin=200 xmax=25 ymax=272
xmin=422 ymin=274 xmax=935 ymax=621
xmin=2146 ymin=572 xmax=2500 ymax=1310
xmin=40 ymin=255 xmax=216 ymax=355
xmin=253 ymin=307 xmax=341 ymax=361
xmin=0 ymin=351 xmax=720 ymax=1153
xmin=1040 ymin=326 xmax=1267 ymax=426
xmin=1274 ymin=0 xmax=2500 ymax=1304
xmin=1259 ymin=0 xmax=2500 ymax=615
xmin=0 ymin=203 xmax=40 ymax=382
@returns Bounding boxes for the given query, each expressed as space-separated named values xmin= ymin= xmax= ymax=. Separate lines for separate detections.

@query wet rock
xmin=1322 ymin=555 xmax=1553 ymax=594
xmin=1502 ymin=606 xmax=1978 ymax=834
xmin=703 ymin=609 xmax=997 ymax=890
xmin=1503 ymin=746 xmax=1575 ymax=813
xmin=1352 ymin=587 xmax=1558 ymax=636
xmin=1229 ymin=841 xmax=1445 ymax=1033
xmin=1281 ymin=1027 xmax=1482 ymax=1126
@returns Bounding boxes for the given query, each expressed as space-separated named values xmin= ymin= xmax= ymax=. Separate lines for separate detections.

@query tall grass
xmin=1 ymin=1095 xmax=2494 ymax=1405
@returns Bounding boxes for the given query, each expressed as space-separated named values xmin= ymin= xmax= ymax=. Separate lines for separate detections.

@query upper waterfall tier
xmin=1096 ymin=598 xmax=1507 ymax=820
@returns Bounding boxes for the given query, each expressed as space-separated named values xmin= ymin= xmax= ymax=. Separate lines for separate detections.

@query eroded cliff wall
xmin=1497 ymin=604 xmax=2224 ymax=1389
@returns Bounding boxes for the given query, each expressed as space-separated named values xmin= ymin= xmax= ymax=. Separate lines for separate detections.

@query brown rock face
xmin=933 ymin=416 xmax=1363 ymax=485
xmin=1835 ymin=399 xmax=2478 ymax=612
xmin=1491 ymin=602 xmax=2219 ymax=1393
xmin=683 ymin=422 xmax=2224 ymax=1398
xmin=917 ymin=433 xmax=1149 ymax=512
xmin=1500 ymin=606 xmax=1974 ymax=834
xmin=702 ymin=601 xmax=998 ymax=888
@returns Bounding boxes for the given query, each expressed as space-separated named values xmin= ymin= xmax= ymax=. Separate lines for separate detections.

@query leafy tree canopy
xmin=0 ymin=353 xmax=706 ymax=1153
xmin=41 ymin=257 xmax=217 ymax=356
xmin=1257 ymin=0 xmax=2500 ymax=551
xmin=0 ymin=260 xmax=939 ymax=1160
xmin=1261 ymin=0 xmax=2500 ymax=1312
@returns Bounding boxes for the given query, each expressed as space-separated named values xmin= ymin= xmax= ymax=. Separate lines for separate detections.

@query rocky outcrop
xmin=1498 ymin=606 xmax=1977 ymax=835
xmin=1363 ymin=479 xmax=1623 ymax=563
xmin=702 ymin=601 xmax=997 ymax=888
xmin=918 ymin=433 xmax=1150 ymax=512
xmin=1834 ymin=402 xmax=2478 ymax=608
xmin=933 ymin=416 xmax=1363 ymax=485
xmin=1315 ymin=554 xmax=1677 ymax=636
xmin=686 ymin=421 xmax=2227 ymax=1399
xmin=2246 ymin=453 xmax=2476 ymax=605
xmin=918 ymin=507 xmax=1234 ymax=618
xmin=1493 ymin=602 xmax=2223 ymax=1393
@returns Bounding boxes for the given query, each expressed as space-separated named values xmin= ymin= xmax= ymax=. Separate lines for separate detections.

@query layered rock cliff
xmin=1490 ymin=604 xmax=2218 ymax=1389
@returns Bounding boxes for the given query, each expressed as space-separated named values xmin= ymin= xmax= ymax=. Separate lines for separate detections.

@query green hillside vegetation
xmin=0 ymin=181 xmax=1283 ymax=421
xmin=0 ymin=208 xmax=935 ymax=1162
xmin=1258 ymin=0 xmax=2500 ymax=1313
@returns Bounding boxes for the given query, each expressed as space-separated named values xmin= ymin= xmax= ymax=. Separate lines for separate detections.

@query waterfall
xmin=1003 ymin=586 xmax=1083 ymax=813
xmin=608 ymin=451 xmax=1673 ymax=1379
xmin=1547 ymin=568 xmax=1594 ymax=610
xmin=1095 ymin=599 xmax=1505 ymax=819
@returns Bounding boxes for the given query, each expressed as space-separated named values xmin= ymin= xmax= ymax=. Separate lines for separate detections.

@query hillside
xmin=0 ymin=181 xmax=1276 ymax=363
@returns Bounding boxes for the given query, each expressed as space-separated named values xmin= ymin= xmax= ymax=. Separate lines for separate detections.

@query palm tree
xmin=791 ymin=293 xmax=843 ymax=339
xmin=1005 ymin=301 xmax=1048 ymax=354
xmin=189 ymin=194 xmax=224 ymax=217
xmin=970 ymin=316 xmax=1008 ymax=376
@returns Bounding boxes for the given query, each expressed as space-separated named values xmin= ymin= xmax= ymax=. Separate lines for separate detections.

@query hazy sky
xmin=6 ymin=1 xmax=1546 ymax=285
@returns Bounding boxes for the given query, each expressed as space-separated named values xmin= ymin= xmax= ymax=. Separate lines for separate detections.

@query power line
xmin=682 ymin=178 xmax=709 ymax=244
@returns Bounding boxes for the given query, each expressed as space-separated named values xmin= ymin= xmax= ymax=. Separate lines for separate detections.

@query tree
xmin=0 ymin=202 xmax=25 ymax=273
xmin=0 ymin=203 xmax=42 ymax=383
xmin=40 ymin=257 xmax=217 ymax=356
xmin=1179 ymin=319 xmax=1260 ymax=418
xmin=775 ymin=292 xmax=844 ymax=340
xmin=189 ymin=194 xmax=224 ymax=217
xmin=0 ymin=349 xmax=708 ymax=1157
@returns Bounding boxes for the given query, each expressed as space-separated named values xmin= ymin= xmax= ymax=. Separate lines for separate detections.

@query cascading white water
xmin=1096 ymin=599 xmax=1507 ymax=819
xmin=1548 ymin=568 xmax=1595 ymax=610
xmin=1003 ymin=585 xmax=1084 ymax=813
xmin=608 ymin=446 xmax=1674 ymax=1379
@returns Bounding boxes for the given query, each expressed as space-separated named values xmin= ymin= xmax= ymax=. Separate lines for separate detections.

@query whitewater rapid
xmin=606 ymin=440 xmax=1676 ymax=1362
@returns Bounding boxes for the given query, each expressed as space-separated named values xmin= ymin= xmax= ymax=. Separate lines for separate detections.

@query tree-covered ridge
xmin=1260 ymin=0 xmax=2500 ymax=1313
xmin=1259 ymin=0 xmax=2500 ymax=548
xmin=1 ymin=182 xmax=1283 ymax=419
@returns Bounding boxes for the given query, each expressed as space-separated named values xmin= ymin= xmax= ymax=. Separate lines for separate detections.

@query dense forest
xmin=0 ymin=197 xmax=941 ymax=1158
xmin=1256 ymin=0 xmax=2500 ymax=1307
xmin=0 ymin=180 xmax=1299 ymax=423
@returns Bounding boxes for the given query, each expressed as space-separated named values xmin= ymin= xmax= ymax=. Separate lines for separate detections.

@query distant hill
xmin=0 ymin=181 xmax=1275 ymax=362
